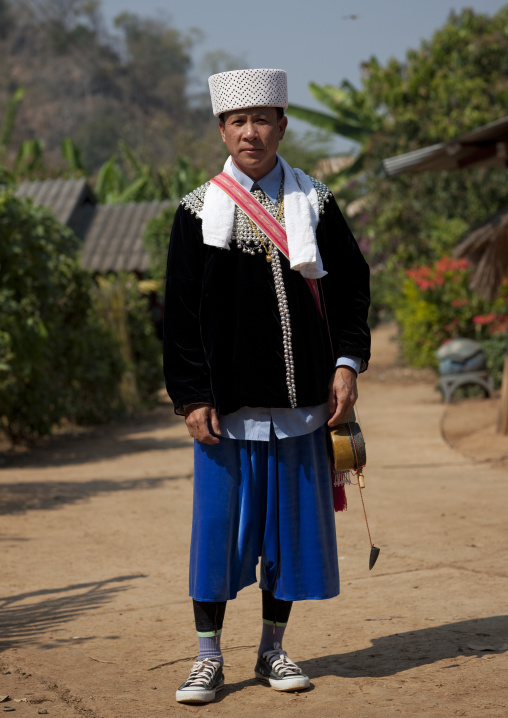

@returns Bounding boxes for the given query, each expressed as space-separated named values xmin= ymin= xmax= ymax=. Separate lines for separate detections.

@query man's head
xmin=218 ymin=107 xmax=287 ymax=180
xmin=208 ymin=69 xmax=288 ymax=178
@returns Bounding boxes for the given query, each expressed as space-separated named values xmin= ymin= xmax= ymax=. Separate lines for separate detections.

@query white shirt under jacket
xmin=217 ymin=160 xmax=360 ymax=441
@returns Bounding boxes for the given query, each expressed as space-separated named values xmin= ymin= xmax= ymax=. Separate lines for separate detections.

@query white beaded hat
xmin=208 ymin=69 xmax=288 ymax=117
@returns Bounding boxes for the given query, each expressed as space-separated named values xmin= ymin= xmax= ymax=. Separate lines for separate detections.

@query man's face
xmin=219 ymin=107 xmax=288 ymax=181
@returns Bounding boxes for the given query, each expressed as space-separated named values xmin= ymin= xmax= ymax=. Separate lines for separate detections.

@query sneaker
xmin=175 ymin=658 xmax=225 ymax=704
xmin=254 ymin=642 xmax=310 ymax=691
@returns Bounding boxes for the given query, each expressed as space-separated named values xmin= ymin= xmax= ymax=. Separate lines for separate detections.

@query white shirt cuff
xmin=335 ymin=356 xmax=361 ymax=376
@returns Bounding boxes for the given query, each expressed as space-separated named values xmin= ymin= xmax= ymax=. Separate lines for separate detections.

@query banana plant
xmin=61 ymin=137 xmax=87 ymax=175
xmin=93 ymin=145 xmax=207 ymax=203
xmin=168 ymin=156 xmax=206 ymax=199
xmin=1 ymin=87 xmax=27 ymax=183
xmin=0 ymin=88 xmax=49 ymax=180
xmin=93 ymin=154 xmax=129 ymax=203
xmin=0 ymin=87 xmax=25 ymax=159
xmin=14 ymin=138 xmax=45 ymax=174
xmin=287 ymin=80 xmax=380 ymax=192
xmin=0 ymin=89 xmax=205 ymax=204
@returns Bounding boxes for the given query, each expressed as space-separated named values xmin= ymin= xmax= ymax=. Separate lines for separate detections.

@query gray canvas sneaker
xmin=254 ymin=642 xmax=310 ymax=691
xmin=175 ymin=658 xmax=224 ymax=704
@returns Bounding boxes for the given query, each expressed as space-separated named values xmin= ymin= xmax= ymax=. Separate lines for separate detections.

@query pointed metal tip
xmin=369 ymin=546 xmax=380 ymax=570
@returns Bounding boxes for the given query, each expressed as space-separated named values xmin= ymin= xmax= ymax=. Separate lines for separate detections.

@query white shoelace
xmin=264 ymin=643 xmax=302 ymax=677
xmin=185 ymin=658 xmax=221 ymax=687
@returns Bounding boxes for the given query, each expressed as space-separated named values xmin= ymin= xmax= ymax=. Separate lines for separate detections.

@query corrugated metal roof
xmin=13 ymin=178 xmax=177 ymax=273
xmin=81 ymin=201 xmax=176 ymax=273
xmin=456 ymin=115 xmax=508 ymax=144
xmin=383 ymin=115 xmax=508 ymax=176
xmin=15 ymin=178 xmax=94 ymax=225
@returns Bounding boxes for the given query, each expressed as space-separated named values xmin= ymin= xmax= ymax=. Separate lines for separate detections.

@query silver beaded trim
xmin=270 ymin=238 xmax=297 ymax=408
xmin=240 ymin=182 xmax=297 ymax=408
xmin=179 ymin=175 xmax=332 ymax=216
xmin=310 ymin=176 xmax=333 ymax=214
xmin=181 ymin=181 xmax=210 ymax=215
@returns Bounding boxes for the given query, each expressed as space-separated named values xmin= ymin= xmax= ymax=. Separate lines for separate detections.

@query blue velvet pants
xmin=190 ymin=424 xmax=340 ymax=602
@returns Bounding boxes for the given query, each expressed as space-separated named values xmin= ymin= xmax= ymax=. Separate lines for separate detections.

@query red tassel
xmin=330 ymin=460 xmax=348 ymax=512
xmin=334 ymin=482 xmax=347 ymax=512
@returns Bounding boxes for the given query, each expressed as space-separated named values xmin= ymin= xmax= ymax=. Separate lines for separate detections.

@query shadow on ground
xmin=0 ymin=575 xmax=147 ymax=651
xmin=300 ymin=615 xmax=508 ymax=677
xmin=214 ymin=616 xmax=508 ymax=699
xmin=0 ymin=474 xmax=192 ymax=515
xmin=1 ymin=405 xmax=190 ymax=469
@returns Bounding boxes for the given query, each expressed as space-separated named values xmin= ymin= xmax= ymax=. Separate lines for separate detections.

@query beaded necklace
xmin=246 ymin=199 xmax=284 ymax=263
xmin=234 ymin=180 xmax=284 ymax=259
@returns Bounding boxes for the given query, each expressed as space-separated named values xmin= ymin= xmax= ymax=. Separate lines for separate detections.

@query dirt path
xmin=1 ymin=324 xmax=507 ymax=718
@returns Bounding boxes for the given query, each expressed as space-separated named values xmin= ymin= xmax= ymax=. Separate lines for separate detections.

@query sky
xmin=100 ymin=0 xmax=508 ymax=151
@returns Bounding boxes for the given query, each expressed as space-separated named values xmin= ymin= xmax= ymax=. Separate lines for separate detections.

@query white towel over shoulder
xmin=199 ymin=155 xmax=327 ymax=279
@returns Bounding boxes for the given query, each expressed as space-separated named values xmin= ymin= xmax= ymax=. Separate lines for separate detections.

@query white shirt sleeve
xmin=335 ymin=355 xmax=361 ymax=376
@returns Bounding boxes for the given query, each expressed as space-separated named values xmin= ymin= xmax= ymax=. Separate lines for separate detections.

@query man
xmin=164 ymin=69 xmax=370 ymax=704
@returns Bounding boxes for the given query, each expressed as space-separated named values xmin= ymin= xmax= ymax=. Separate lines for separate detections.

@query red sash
xmin=210 ymin=172 xmax=323 ymax=317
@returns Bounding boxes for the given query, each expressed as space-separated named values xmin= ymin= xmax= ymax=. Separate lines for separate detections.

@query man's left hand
xmin=327 ymin=366 xmax=358 ymax=427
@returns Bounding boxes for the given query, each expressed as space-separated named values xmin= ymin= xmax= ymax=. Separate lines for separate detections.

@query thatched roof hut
xmin=454 ymin=207 xmax=508 ymax=301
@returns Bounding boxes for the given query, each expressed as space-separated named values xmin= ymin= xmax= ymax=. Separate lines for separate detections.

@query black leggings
xmin=193 ymin=591 xmax=293 ymax=633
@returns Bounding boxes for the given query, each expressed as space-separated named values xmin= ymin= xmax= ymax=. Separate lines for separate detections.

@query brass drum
xmin=328 ymin=410 xmax=366 ymax=472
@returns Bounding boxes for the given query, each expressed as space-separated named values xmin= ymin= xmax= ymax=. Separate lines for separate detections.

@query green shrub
xmin=125 ymin=276 xmax=162 ymax=400
xmin=368 ymin=265 xmax=397 ymax=328
xmin=481 ymin=334 xmax=507 ymax=389
xmin=69 ymin=312 xmax=127 ymax=425
xmin=142 ymin=204 xmax=177 ymax=280
xmin=392 ymin=256 xmax=507 ymax=371
xmin=393 ymin=279 xmax=442 ymax=367
xmin=92 ymin=274 xmax=162 ymax=408
xmin=0 ymin=192 xmax=125 ymax=441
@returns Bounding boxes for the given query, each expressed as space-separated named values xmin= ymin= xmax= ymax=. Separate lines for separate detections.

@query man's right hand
xmin=184 ymin=403 xmax=221 ymax=445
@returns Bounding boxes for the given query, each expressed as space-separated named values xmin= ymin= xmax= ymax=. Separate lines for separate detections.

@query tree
xmin=113 ymin=11 xmax=192 ymax=119
xmin=0 ymin=1 xmax=210 ymax=172
xmin=0 ymin=0 xmax=12 ymax=38
xmin=358 ymin=7 xmax=508 ymax=269
xmin=291 ymin=8 xmax=508 ymax=272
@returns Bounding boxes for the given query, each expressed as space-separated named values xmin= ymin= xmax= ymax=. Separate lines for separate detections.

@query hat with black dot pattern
xmin=208 ymin=69 xmax=288 ymax=117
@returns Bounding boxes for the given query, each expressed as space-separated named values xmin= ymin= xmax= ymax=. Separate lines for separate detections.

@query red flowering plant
xmin=394 ymin=256 xmax=508 ymax=369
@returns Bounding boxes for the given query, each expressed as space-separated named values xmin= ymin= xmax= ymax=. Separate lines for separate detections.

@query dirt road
xmin=1 ymin=324 xmax=507 ymax=717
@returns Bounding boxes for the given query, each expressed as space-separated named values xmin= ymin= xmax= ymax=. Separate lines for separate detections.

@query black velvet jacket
xmin=163 ymin=190 xmax=370 ymax=416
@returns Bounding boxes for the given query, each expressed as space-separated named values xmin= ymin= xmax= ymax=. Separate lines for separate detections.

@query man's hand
xmin=327 ymin=366 xmax=358 ymax=427
xmin=184 ymin=403 xmax=221 ymax=445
